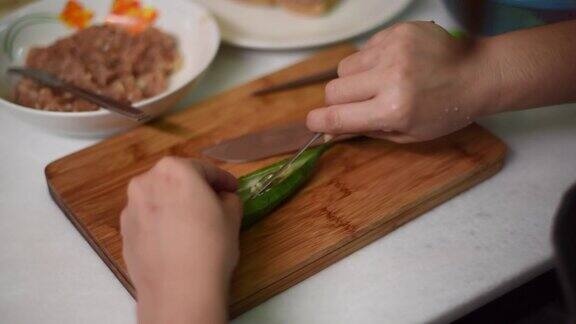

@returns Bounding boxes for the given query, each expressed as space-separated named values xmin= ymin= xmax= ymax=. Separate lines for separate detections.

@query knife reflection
xmin=201 ymin=122 xmax=355 ymax=163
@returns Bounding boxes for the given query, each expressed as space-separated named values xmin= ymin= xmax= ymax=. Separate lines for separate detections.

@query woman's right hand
xmin=121 ymin=157 xmax=242 ymax=324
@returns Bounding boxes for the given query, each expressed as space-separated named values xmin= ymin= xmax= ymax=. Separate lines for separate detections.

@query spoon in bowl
xmin=8 ymin=67 xmax=151 ymax=122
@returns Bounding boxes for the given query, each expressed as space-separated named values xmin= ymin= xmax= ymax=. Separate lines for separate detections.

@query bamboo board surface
xmin=46 ymin=44 xmax=507 ymax=317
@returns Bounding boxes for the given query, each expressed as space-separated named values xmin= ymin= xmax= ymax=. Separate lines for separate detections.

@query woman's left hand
xmin=307 ymin=21 xmax=501 ymax=143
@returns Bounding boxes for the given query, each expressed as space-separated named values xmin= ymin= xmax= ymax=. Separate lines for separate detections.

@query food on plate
xmin=238 ymin=144 xmax=329 ymax=229
xmin=234 ymin=0 xmax=339 ymax=16
xmin=13 ymin=24 xmax=179 ymax=112
xmin=106 ymin=0 xmax=159 ymax=34
xmin=277 ymin=0 xmax=339 ymax=15
xmin=236 ymin=0 xmax=275 ymax=5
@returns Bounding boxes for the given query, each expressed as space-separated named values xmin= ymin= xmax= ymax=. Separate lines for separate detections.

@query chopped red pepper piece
xmin=59 ymin=0 xmax=94 ymax=29
xmin=106 ymin=0 xmax=158 ymax=33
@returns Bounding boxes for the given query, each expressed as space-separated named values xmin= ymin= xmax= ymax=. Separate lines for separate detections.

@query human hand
xmin=307 ymin=21 xmax=500 ymax=143
xmin=121 ymin=157 xmax=241 ymax=324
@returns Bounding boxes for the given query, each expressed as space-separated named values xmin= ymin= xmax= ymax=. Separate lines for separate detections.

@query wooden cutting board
xmin=0 ymin=0 xmax=35 ymax=17
xmin=46 ymin=44 xmax=506 ymax=317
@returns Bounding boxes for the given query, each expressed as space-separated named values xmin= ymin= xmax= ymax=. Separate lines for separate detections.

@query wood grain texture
xmin=0 ymin=0 xmax=35 ymax=17
xmin=45 ymin=44 xmax=507 ymax=317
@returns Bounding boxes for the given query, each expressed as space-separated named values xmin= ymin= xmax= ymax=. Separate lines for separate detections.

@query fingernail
xmin=323 ymin=134 xmax=334 ymax=143
xmin=306 ymin=111 xmax=322 ymax=131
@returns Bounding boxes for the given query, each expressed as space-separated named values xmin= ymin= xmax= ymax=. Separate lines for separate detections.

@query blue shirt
xmin=445 ymin=0 xmax=576 ymax=35
xmin=495 ymin=0 xmax=576 ymax=10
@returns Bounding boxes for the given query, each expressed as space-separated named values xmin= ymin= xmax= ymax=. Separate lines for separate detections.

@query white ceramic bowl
xmin=0 ymin=0 xmax=220 ymax=137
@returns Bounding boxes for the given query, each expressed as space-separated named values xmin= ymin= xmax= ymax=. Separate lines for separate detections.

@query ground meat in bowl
xmin=14 ymin=24 xmax=180 ymax=112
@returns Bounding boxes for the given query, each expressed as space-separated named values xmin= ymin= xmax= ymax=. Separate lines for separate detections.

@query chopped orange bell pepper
xmin=111 ymin=0 xmax=140 ymax=15
xmin=107 ymin=0 xmax=158 ymax=33
xmin=59 ymin=0 xmax=94 ymax=29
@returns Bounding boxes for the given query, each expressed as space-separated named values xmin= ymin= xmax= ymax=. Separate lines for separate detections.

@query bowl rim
xmin=0 ymin=0 xmax=221 ymax=118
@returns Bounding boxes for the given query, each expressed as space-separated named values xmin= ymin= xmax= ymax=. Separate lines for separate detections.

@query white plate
xmin=193 ymin=0 xmax=413 ymax=49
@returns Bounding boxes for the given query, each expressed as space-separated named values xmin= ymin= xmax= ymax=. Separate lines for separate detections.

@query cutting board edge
xmin=229 ymin=155 xmax=506 ymax=317
xmin=45 ymin=139 xmax=507 ymax=316
xmin=46 ymin=179 xmax=137 ymax=298
xmin=45 ymin=134 xmax=507 ymax=315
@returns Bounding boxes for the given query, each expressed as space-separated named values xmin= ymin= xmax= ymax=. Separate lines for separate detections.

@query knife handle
xmin=254 ymin=68 xmax=339 ymax=96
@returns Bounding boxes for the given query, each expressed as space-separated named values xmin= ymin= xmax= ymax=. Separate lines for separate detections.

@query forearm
xmin=480 ymin=19 xmax=576 ymax=115
xmin=137 ymin=275 xmax=228 ymax=324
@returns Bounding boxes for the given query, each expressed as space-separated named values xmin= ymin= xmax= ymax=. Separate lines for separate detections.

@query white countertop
xmin=2 ymin=1 xmax=576 ymax=323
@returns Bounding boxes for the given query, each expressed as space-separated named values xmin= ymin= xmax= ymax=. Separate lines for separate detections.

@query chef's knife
xmin=201 ymin=122 xmax=356 ymax=163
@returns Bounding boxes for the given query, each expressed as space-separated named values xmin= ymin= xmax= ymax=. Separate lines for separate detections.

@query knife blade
xmin=250 ymin=132 xmax=327 ymax=198
xmin=201 ymin=122 xmax=356 ymax=163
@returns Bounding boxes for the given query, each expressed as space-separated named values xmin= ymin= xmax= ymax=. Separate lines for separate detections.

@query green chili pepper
xmin=237 ymin=30 xmax=466 ymax=230
xmin=449 ymin=30 xmax=467 ymax=39
xmin=238 ymin=144 xmax=330 ymax=229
